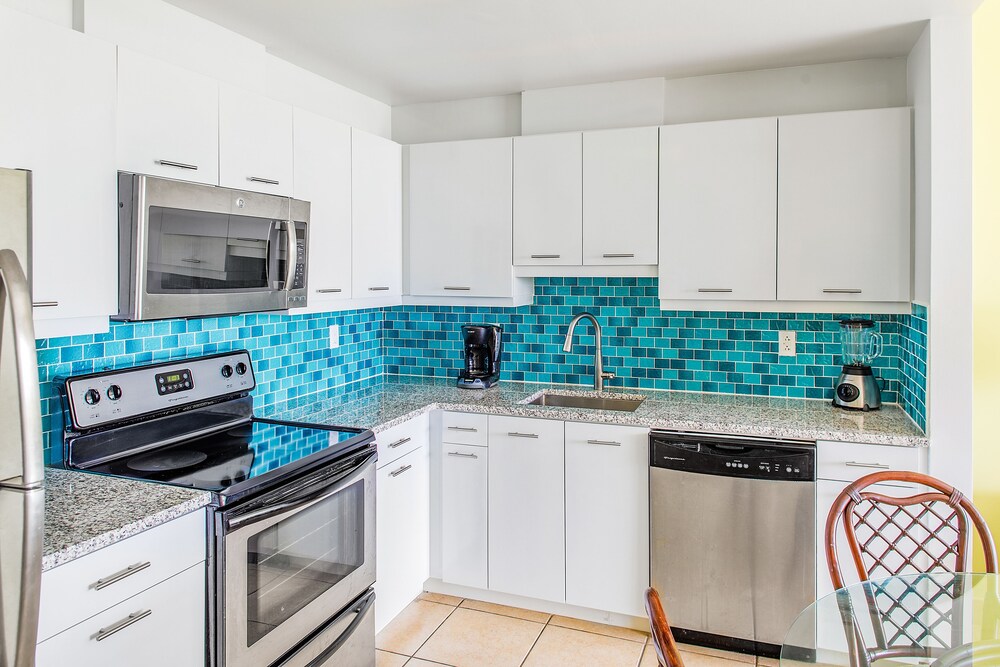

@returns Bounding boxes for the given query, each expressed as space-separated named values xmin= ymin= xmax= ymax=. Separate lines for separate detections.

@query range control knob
xmin=235 ymin=362 xmax=247 ymax=376
xmin=106 ymin=385 xmax=123 ymax=401
xmin=221 ymin=364 xmax=234 ymax=379
xmin=84 ymin=389 xmax=101 ymax=405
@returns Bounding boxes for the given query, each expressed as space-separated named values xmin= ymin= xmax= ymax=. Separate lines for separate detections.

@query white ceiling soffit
xmin=162 ymin=0 xmax=981 ymax=105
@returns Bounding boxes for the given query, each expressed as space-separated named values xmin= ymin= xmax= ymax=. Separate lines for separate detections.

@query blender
xmin=832 ymin=319 xmax=883 ymax=411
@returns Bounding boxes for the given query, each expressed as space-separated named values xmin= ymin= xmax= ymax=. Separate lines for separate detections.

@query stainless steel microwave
xmin=116 ymin=173 xmax=309 ymax=321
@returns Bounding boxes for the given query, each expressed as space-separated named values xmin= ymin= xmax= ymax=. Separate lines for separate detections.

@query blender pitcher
xmin=839 ymin=319 xmax=882 ymax=366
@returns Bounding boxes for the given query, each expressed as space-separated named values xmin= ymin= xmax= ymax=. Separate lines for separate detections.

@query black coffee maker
xmin=457 ymin=324 xmax=502 ymax=389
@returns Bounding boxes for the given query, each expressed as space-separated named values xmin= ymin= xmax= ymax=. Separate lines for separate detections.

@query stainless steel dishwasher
xmin=649 ymin=431 xmax=816 ymax=658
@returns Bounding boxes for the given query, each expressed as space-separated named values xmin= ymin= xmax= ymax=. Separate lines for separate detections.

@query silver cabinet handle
xmin=602 ymin=253 xmax=635 ymax=258
xmin=447 ymin=426 xmax=478 ymax=432
xmin=369 ymin=286 xmax=390 ymax=292
xmin=447 ymin=451 xmax=478 ymax=459
xmin=507 ymin=432 xmax=538 ymax=439
xmin=823 ymin=289 xmax=863 ymax=294
xmin=845 ymin=461 xmax=890 ymax=470
xmin=92 ymin=561 xmax=151 ymax=591
xmin=389 ymin=464 xmax=412 ymax=478
xmin=698 ymin=288 xmax=733 ymax=293
xmin=316 ymin=288 xmax=342 ymax=293
xmin=157 ymin=159 xmax=198 ymax=171
xmin=530 ymin=254 xmax=561 ymax=259
xmin=387 ymin=437 xmax=411 ymax=449
xmin=248 ymin=176 xmax=280 ymax=185
xmin=444 ymin=286 xmax=471 ymax=291
xmin=181 ymin=258 xmax=202 ymax=264
xmin=93 ymin=609 xmax=152 ymax=642
xmin=32 ymin=301 xmax=58 ymax=307
xmin=586 ymin=439 xmax=621 ymax=447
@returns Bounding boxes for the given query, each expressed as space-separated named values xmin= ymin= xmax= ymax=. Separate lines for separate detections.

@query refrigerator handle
xmin=0 ymin=249 xmax=44 ymax=490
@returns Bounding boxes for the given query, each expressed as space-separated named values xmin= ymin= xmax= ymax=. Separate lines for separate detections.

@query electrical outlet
xmin=779 ymin=330 xmax=796 ymax=357
xmin=329 ymin=325 xmax=340 ymax=349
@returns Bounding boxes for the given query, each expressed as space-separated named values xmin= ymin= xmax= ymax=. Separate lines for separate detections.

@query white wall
xmin=393 ymin=94 xmax=521 ymax=145
xmin=908 ymin=27 xmax=932 ymax=306
xmin=0 ymin=0 xmax=71 ymax=27
xmin=521 ymin=78 xmax=666 ymax=135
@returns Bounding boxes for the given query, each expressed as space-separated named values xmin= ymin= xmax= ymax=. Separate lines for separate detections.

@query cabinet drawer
xmin=376 ymin=414 xmax=427 ymax=469
xmin=39 ymin=510 xmax=206 ymax=642
xmin=441 ymin=412 xmax=488 ymax=446
xmin=36 ymin=562 xmax=206 ymax=667
xmin=488 ymin=415 xmax=564 ymax=446
xmin=817 ymin=440 xmax=926 ymax=483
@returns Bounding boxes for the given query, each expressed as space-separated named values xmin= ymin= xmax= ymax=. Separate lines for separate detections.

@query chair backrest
xmin=644 ymin=587 xmax=686 ymax=667
xmin=825 ymin=471 xmax=998 ymax=590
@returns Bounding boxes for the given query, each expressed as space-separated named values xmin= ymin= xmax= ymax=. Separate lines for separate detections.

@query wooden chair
xmin=644 ymin=587 xmax=685 ymax=667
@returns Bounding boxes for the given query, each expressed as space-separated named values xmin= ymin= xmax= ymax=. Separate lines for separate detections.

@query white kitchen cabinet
xmin=407 ymin=138 xmax=521 ymax=298
xmin=376 ymin=443 xmax=430 ymax=632
xmin=116 ymin=48 xmax=219 ymax=186
xmin=564 ymin=422 xmax=649 ymax=616
xmin=659 ymin=117 xmax=778 ymax=301
xmin=0 ymin=8 xmax=118 ymax=337
xmin=777 ymin=108 xmax=911 ymax=303
xmin=219 ymin=85 xmax=294 ymax=196
xmin=440 ymin=442 xmax=488 ymax=589
xmin=351 ymin=129 xmax=403 ymax=301
xmin=293 ymin=108 xmax=353 ymax=311
xmin=583 ymin=127 xmax=659 ymax=266
xmin=488 ymin=416 xmax=565 ymax=602
xmin=513 ymin=132 xmax=583 ymax=266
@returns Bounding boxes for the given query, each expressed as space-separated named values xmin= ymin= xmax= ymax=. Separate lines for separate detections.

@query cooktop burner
xmin=127 ymin=449 xmax=208 ymax=472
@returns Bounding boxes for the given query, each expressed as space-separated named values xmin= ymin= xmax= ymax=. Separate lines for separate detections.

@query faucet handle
xmin=601 ymin=371 xmax=616 ymax=380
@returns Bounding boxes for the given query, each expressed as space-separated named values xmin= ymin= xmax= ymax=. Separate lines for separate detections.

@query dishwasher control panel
xmin=649 ymin=432 xmax=815 ymax=481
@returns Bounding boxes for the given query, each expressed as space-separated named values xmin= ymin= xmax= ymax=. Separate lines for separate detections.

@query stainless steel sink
xmin=526 ymin=393 xmax=645 ymax=412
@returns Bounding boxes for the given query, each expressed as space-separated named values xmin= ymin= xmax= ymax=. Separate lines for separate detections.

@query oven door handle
xmin=303 ymin=589 xmax=376 ymax=667
xmin=225 ymin=450 xmax=376 ymax=532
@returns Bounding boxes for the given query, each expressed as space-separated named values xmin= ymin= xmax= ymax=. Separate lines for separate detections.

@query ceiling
xmin=163 ymin=0 xmax=981 ymax=106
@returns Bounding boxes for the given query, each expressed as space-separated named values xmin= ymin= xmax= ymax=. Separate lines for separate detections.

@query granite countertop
xmin=261 ymin=375 xmax=927 ymax=447
xmin=43 ymin=469 xmax=212 ymax=571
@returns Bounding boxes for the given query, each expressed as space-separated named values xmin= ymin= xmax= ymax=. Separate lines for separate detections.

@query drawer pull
xmin=444 ymin=286 xmax=471 ymax=291
xmin=181 ymin=258 xmax=203 ymax=264
xmin=698 ymin=288 xmax=733 ymax=293
xmin=844 ymin=461 xmax=890 ymax=470
xmin=157 ymin=159 xmax=198 ymax=171
xmin=507 ymin=432 xmax=538 ymax=439
xmin=94 ymin=609 xmax=152 ymax=642
xmin=32 ymin=301 xmax=58 ymax=308
xmin=369 ymin=286 xmax=390 ymax=292
xmin=92 ymin=561 xmax=152 ymax=591
xmin=823 ymin=289 xmax=863 ymax=294
xmin=387 ymin=437 xmax=411 ymax=449
xmin=586 ymin=439 xmax=621 ymax=447
xmin=248 ymin=176 xmax=280 ymax=185
xmin=447 ymin=426 xmax=478 ymax=432
xmin=389 ymin=464 xmax=412 ymax=478
xmin=448 ymin=451 xmax=478 ymax=459
xmin=602 ymin=253 xmax=635 ymax=258
xmin=530 ymin=254 xmax=561 ymax=259
xmin=316 ymin=288 xmax=343 ymax=293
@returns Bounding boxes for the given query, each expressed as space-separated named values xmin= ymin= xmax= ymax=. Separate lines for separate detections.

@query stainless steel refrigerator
xmin=0 ymin=167 xmax=44 ymax=667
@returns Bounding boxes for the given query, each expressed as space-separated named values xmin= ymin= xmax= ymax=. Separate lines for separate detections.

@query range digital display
xmin=154 ymin=368 xmax=193 ymax=396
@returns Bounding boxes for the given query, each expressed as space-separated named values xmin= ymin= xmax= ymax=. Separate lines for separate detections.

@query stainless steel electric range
xmin=59 ymin=350 xmax=377 ymax=667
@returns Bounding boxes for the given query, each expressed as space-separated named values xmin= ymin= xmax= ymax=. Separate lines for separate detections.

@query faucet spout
xmin=562 ymin=312 xmax=615 ymax=392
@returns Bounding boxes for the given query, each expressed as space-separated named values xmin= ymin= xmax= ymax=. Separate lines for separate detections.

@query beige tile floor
xmin=376 ymin=592 xmax=780 ymax=667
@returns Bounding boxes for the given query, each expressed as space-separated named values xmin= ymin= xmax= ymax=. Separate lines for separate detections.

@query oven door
xmin=219 ymin=450 xmax=376 ymax=667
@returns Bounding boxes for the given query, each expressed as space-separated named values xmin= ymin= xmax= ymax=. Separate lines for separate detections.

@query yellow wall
xmin=974 ymin=0 xmax=1000 ymax=570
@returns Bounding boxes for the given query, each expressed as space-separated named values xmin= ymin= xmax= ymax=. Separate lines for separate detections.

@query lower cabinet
xmin=488 ymin=416 xmax=565 ymax=602
xmin=440 ymin=443 xmax=488 ymax=589
xmin=565 ymin=422 xmax=649 ymax=617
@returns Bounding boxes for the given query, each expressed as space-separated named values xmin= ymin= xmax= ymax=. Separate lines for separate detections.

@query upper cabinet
xmin=777 ymin=108 xmax=911 ymax=303
xmin=352 ymin=129 xmax=403 ymax=301
xmin=659 ymin=118 xmax=778 ymax=301
xmin=513 ymin=132 xmax=583 ymax=266
xmin=583 ymin=127 xmax=659 ymax=265
xmin=219 ymin=85 xmax=294 ymax=196
xmin=407 ymin=138 xmax=528 ymax=300
xmin=293 ymin=108 xmax=353 ymax=311
xmin=116 ymin=48 xmax=219 ymax=186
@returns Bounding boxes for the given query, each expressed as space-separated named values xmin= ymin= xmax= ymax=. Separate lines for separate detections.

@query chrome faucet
xmin=562 ymin=312 xmax=615 ymax=392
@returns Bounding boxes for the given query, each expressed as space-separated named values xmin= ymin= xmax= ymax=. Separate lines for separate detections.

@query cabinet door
xmin=565 ymin=423 xmax=649 ymax=616
xmin=440 ymin=443 xmax=488 ymax=589
xmin=0 ymin=9 xmax=117 ymax=334
xmin=659 ymin=118 xmax=778 ymax=301
xmin=351 ymin=129 xmax=402 ymax=299
xmin=293 ymin=108 xmax=353 ymax=310
xmin=117 ymin=48 xmax=219 ymax=185
xmin=777 ymin=108 xmax=911 ymax=302
xmin=513 ymin=133 xmax=582 ymax=266
xmin=488 ymin=416 xmax=564 ymax=602
xmin=376 ymin=445 xmax=429 ymax=632
xmin=583 ymin=127 xmax=659 ymax=265
xmin=219 ymin=85 xmax=293 ymax=196
xmin=408 ymin=138 xmax=514 ymax=297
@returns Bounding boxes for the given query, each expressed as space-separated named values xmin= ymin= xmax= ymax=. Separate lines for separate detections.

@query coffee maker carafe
xmin=832 ymin=319 xmax=882 ymax=411
xmin=457 ymin=324 xmax=502 ymax=389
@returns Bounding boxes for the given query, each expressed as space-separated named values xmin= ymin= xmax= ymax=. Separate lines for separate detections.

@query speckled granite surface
xmin=260 ymin=375 xmax=927 ymax=447
xmin=43 ymin=469 xmax=211 ymax=571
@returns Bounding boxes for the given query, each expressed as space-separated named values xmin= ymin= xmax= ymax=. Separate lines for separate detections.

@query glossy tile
xmin=414 ymin=607 xmax=544 ymax=667
xmin=458 ymin=598 xmax=551 ymax=623
xmin=640 ymin=643 xmax=660 ymax=667
xmin=375 ymin=600 xmax=455 ymax=656
xmin=549 ymin=615 xmax=649 ymax=643
xmin=679 ymin=643 xmax=756 ymax=665
xmin=405 ymin=659 xmax=454 ymax=667
xmin=376 ymin=650 xmax=409 ymax=667
xmin=522 ymin=625 xmax=645 ymax=667
xmin=419 ymin=592 xmax=464 ymax=606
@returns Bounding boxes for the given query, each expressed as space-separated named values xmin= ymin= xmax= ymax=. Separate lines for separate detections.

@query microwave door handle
xmin=283 ymin=221 xmax=296 ymax=290
xmin=265 ymin=220 xmax=282 ymax=289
